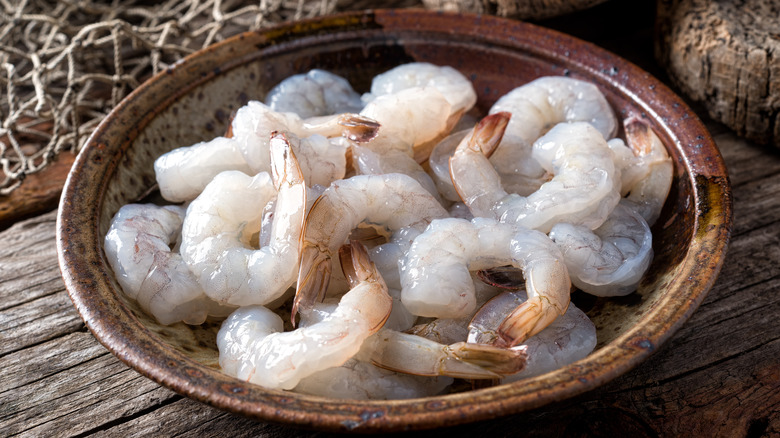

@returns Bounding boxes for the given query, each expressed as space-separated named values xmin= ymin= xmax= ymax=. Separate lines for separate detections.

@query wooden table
xmin=2 ymin=1 xmax=778 ymax=436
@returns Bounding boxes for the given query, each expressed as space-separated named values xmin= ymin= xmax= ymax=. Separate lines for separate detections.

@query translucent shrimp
xmin=487 ymin=76 xmax=618 ymax=191
xmin=360 ymin=86 xmax=456 ymax=162
xmin=154 ymin=101 xmax=377 ymax=202
xmin=351 ymin=145 xmax=441 ymax=201
xmin=549 ymin=200 xmax=653 ymax=297
xmin=400 ymin=217 xmax=571 ymax=345
xmin=363 ymin=62 xmax=477 ymax=119
xmin=293 ymin=357 xmax=453 ymax=400
xmin=452 ymin=118 xmax=620 ymax=233
xmin=104 ymin=204 xmax=232 ymax=325
xmin=468 ymin=290 xmax=596 ymax=381
xmin=265 ymin=69 xmax=363 ymax=118
xmin=180 ymin=132 xmax=306 ymax=306
xmin=294 ymin=173 xmax=449 ymax=319
xmin=215 ymin=241 xmax=392 ymax=390
xmin=365 ymin=328 xmax=527 ymax=379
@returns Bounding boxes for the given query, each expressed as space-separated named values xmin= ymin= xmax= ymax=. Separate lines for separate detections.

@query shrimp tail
xmin=337 ymin=114 xmax=381 ymax=143
xmin=292 ymin=244 xmax=331 ymax=327
xmin=497 ymin=296 xmax=568 ymax=346
xmin=471 ymin=111 xmax=511 ymax=157
xmin=623 ymin=116 xmax=662 ymax=157
xmin=339 ymin=240 xmax=392 ymax=332
xmin=269 ymin=131 xmax=306 ymax=189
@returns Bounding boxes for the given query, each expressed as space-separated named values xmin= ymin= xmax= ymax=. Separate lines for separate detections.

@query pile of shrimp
xmin=104 ymin=63 xmax=673 ymax=399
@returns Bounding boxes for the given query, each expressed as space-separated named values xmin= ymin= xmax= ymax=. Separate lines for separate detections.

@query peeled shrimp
xmin=400 ymin=217 xmax=571 ymax=345
xmin=365 ymin=329 xmax=527 ymax=379
xmin=549 ymin=200 xmax=653 ymax=297
xmin=452 ymin=117 xmax=620 ymax=233
xmin=622 ymin=118 xmax=673 ymax=226
xmin=265 ymin=69 xmax=363 ymax=118
xmin=293 ymin=357 xmax=453 ymax=400
xmin=180 ymin=132 xmax=305 ymax=306
xmin=294 ymin=173 xmax=448 ymax=319
xmin=351 ymin=145 xmax=441 ymax=201
xmin=104 ymin=204 xmax=232 ymax=325
xmin=363 ymin=62 xmax=477 ymax=119
xmin=216 ymin=241 xmax=392 ymax=390
xmin=487 ymin=76 xmax=617 ymax=191
xmin=154 ymin=102 xmax=377 ymax=202
xmin=469 ymin=290 xmax=596 ymax=381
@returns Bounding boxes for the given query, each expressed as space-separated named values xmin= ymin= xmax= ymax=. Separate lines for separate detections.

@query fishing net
xmin=0 ymin=0 xmax=418 ymax=195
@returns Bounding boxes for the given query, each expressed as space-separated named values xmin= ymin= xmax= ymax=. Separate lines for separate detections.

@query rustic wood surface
xmin=2 ymin=1 xmax=779 ymax=436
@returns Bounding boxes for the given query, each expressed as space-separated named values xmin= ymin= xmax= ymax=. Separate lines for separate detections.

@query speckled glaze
xmin=56 ymin=9 xmax=732 ymax=433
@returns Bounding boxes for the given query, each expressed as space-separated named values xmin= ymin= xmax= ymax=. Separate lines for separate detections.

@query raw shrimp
xmin=154 ymin=101 xmax=377 ymax=202
xmin=452 ymin=118 xmax=620 ymax=233
xmin=180 ymin=132 xmax=306 ymax=306
xmin=363 ymin=62 xmax=477 ymax=118
xmin=293 ymin=357 xmax=453 ymax=400
xmin=549 ymin=200 xmax=653 ymax=297
xmin=351 ymin=145 xmax=441 ymax=201
xmin=365 ymin=328 xmax=527 ymax=379
xmin=468 ymin=290 xmax=596 ymax=380
xmin=104 ymin=204 xmax=233 ymax=325
xmin=622 ymin=117 xmax=673 ymax=226
xmin=400 ymin=217 xmax=571 ymax=345
xmin=294 ymin=173 xmax=448 ymax=320
xmin=360 ymin=86 xmax=456 ymax=162
xmin=265 ymin=69 xmax=363 ymax=118
xmin=215 ymin=241 xmax=392 ymax=390
xmin=486 ymin=76 xmax=618 ymax=193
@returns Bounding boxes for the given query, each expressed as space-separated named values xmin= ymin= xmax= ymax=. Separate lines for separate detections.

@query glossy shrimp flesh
xmin=469 ymin=290 xmax=596 ymax=381
xmin=400 ymin=217 xmax=571 ymax=345
xmin=216 ymin=241 xmax=392 ymax=390
xmin=104 ymin=204 xmax=232 ymax=325
xmin=180 ymin=132 xmax=305 ymax=306
xmin=452 ymin=118 xmax=620 ymax=233
xmin=265 ymin=69 xmax=363 ymax=118
xmin=294 ymin=173 xmax=448 ymax=320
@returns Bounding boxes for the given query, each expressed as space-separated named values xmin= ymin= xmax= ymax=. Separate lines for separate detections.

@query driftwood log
xmin=655 ymin=0 xmax=780 ymax=147
xmin=421 ymin=0 xmax=609 ymax=20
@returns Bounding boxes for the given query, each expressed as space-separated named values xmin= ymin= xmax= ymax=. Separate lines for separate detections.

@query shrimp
xmin=468 ymin=290 xmax=596 ymax=381
xmin=363 ymin=62 xmax=477 ymax=119
xmin=215 ymin=241 xmax=392 ymax=390
xmin=154 ymin=101 xmax=378 ymax=202
xmin=400 ymin=217 xmax=570 ymax=345
xmin=486 ymin=76 xmax=618 ymax=191
xmin=104 ymin=204 xmax=233 ymax=325
xmin=294 ymin=173 xmax=448 ymax=320
xmin=180 ymin=132 xmax=306 ymax=306
xmin=549 ymin=200 xmax=653 ymax=297
xmin=293 ymin=357 xmax=454 ymax=400
xmin=622 ymin=117 xmax=674 ymax=226
xmin=365 ymin=329 xmax=527 ymax=379
xmin=265 ymin=69 xmax=363 ymax=118
xmin=452 ymin=117 xmax=620 ymax=233
xmin=351 ymin=144 xmax=441 ymax=201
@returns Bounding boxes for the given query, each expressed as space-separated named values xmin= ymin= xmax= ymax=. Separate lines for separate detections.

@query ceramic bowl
xmin=57 ymin=9 xmax=732 ymax=432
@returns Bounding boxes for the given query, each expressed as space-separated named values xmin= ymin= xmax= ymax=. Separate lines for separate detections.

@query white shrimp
xmin=104 ymin=204 xmax=233 ymax=325
xmin=549 ymin=200 xmax=653 ymax=297
xmin=265 ymin=69 xmax=363 ymax=118
xmin=452 ymin=116 xmax=620 ymax=233
xmin=360 ymin=86 xmax=456 ymax=162
xmin=293 ymin=356 xmax=453 ymax=400
xmin=215 ymin=241 xmax=392 ymax=390
xmin=486 ymin=76 xmax=618 ymax=190
xmin=400 ymin=217 xmax=571 ymax=345
xmin=365 ymin=328 xmax=527 ymax=379
xmin=468 ymin=290 xmax=596 ymax=381
xmin=180 ymin=132 xmax=306 ymax=306
xmin=351 ymin=145 xmax=441 ymax=201
xmin=154 ymin=102 xmax=377 ymax=202
xmin=294 ymin=173 xmax=448 ymax=319
xmin=363 ymin=62 xmax=477 ymax=119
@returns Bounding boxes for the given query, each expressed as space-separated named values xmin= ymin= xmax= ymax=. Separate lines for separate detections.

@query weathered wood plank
xmin=0 ymin=292 xmax=85 ymax=357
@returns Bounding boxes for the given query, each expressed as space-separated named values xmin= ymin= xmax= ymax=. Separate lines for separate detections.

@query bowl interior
xmin=59 ymin=9 xmax=731 ymax=432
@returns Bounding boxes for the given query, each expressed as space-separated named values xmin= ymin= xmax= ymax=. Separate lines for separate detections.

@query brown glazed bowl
xmin=57 ymin=9 xmax=732 ymax=433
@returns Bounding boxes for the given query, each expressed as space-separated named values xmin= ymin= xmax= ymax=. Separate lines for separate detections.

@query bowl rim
xmin=56 ymin=8 xmax=732 ymax=432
